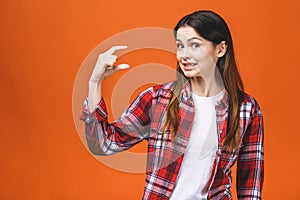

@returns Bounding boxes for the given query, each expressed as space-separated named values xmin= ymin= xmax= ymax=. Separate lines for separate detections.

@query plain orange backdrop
xmin=1 ymin=0 xmax=300 ymax=199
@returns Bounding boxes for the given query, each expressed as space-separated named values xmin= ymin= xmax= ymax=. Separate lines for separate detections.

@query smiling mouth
xmin=181 ymin=63 xmax=197 ymax=70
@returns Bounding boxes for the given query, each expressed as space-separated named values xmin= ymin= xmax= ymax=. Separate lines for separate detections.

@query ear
xmin=216 ymin=41 xmax=227 ymax=58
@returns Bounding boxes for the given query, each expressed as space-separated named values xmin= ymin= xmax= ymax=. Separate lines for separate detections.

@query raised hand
xmin=88 ymin=45 xmax=129 ymax=112
xmin=90 ymin=45 xmax=129 ymax=83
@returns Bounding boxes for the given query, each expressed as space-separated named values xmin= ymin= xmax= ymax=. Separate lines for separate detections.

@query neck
xmin=190 ymin=69 xmax=224 ymax=97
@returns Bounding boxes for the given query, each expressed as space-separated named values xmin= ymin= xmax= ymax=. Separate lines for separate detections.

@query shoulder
xmin=132 ymin=81 xmax=176 ymax=104
xmin=239 ymin=93 xmax=264 ymax=143
xmin=143 ymin=80 xmax=177 ymax=98
xmin=240 ymin=92 xmax=263 ymax=119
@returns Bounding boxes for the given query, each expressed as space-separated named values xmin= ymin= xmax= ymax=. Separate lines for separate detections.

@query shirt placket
xmin=207 ymin=92 xmax=228 ymax=196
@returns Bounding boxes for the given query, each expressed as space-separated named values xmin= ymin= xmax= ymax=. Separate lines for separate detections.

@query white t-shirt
xmin=170 ymin=90 xmax=225 ymax=200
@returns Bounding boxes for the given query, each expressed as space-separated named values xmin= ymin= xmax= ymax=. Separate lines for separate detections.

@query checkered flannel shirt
xmin=80 ymin=80 xmax=264 ymax=199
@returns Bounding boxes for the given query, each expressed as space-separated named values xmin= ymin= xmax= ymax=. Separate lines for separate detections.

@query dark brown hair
xmin=162 ymin=10 xmax=244 ymax=152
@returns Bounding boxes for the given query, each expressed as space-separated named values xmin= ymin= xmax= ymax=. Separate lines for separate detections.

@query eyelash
xmin=176 ymin=43 xmax=200 ymax=50
xmin=177 ymin=43 xmax=184 ymax=49
xmin=191 ymin=43 xmax=200 ymax=48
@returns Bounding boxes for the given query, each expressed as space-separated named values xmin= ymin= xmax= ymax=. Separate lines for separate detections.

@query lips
xmin=181 ymin=62 xmax=197 ymax=70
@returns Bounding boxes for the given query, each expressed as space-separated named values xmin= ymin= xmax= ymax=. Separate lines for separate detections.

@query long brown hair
xmin=162 ymin=10 xmax=244 ymax=152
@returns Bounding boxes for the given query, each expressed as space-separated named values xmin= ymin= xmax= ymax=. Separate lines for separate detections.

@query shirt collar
xmin=217 ymin=90 xmax=228 ymax=110
xmin=181 ymin=79 xmax=192 ymax=101
xmin=180 ymin=78 xmax=229 ymax=109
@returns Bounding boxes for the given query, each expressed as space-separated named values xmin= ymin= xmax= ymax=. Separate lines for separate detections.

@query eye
xmin=176 ymin=43 xmax=184 ymax=50
xmin=191 ymin=43 xmax=200 ymax=48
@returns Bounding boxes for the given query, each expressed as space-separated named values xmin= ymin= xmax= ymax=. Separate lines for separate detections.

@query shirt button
xmin=85 ymin=116 xmax=92 ymax=124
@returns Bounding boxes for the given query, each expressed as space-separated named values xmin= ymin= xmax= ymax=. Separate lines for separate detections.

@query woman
xmin=80 ymin=10 xmax=264 ymax=199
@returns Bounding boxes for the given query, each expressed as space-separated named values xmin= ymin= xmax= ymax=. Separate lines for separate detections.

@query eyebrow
xmin=176 ymin=37 xmax=203 ymax=42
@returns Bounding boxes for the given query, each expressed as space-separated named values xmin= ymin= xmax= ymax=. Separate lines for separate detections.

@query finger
xmin=97 ymin=54 xmax=116 ymax=67
xmin=114 ymin=64 xmax=130 ymax=71
xmin=107 ymin=58 xmax=116 ymax=67
xmin=105 ymin=45 xmax=128 ymax=55
xmin=98 ymin=54 xmax=117 ymax=61
xmin=106 ymin=63 xmax=114 ymax=70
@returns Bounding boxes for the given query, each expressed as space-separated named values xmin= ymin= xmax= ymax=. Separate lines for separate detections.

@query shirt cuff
xmin=79 ymin=98 xmax=108 ymax=124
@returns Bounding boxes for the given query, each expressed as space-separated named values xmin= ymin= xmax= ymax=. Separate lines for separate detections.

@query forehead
xmin=176 ymin=26 xmax=202 ymax=40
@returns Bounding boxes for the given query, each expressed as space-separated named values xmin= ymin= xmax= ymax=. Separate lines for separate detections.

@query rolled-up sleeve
xmin=79 ymin=88 xmax=153 ymax=156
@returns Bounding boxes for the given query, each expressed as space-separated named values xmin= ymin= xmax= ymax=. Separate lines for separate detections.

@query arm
xmin=80 ymin=88 xmax=152 ymax=156
xmin=88 ymin=45 xmax=129 ymax=112
xmin=80 ymin=45 xmax=151 ymax=155
xmin=236 ymin=104 xmax=264 ymax=199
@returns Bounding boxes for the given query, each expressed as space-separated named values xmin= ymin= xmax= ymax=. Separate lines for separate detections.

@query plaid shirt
xmin=80 ymin=80 xmax=264 ymax=200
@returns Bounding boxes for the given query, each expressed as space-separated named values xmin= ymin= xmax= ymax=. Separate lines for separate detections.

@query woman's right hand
xmin=89 ymin=45 xmax=129 ymax=83
xmin=88 ymin=45 xmax=129 ymax=112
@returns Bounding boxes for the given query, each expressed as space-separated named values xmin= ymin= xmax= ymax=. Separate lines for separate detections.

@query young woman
xmin=80 ymin=10 xmax=264 ymax=200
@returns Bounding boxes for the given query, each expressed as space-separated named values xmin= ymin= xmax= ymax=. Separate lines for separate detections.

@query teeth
xmin=184 ymin=63 xmax=196 ymax=67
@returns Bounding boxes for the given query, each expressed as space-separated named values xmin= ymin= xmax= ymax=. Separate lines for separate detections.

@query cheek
xmin=176 ymin=51 xmax=182 ymax=61
xmin=192 ymin=48 xmax=214 ymax=63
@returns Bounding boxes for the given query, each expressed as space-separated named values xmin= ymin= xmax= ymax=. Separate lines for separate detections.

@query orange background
xmin=1 ymin=0 xmax=300 ymax=199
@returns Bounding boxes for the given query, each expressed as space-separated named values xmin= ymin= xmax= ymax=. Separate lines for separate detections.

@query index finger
xmin=105 ymin=45 xmax=128 ymax=55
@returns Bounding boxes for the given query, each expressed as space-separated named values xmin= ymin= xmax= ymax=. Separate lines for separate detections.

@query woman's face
xmin=176 ymin=26 xmax=219 ymax=78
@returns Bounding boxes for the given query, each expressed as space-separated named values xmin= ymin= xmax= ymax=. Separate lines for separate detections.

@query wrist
xmin=89 ymin=78 xmax=102 ymax=85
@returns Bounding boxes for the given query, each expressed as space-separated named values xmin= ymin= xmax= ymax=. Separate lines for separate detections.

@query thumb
xmin=114 ymin=64 xmax=130 ymax=71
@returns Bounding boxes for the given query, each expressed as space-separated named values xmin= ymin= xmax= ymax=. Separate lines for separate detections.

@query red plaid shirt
xmin=80 ymin=80 xmax=264 ymax=200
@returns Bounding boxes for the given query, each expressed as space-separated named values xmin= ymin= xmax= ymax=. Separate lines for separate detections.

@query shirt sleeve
xmin=236 ymin=102 xmax=264 ymax=199
xmin=79 ymin=88 xmax=153 ymax=156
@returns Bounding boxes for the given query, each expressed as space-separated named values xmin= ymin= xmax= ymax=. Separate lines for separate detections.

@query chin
xmin=182 ymin=70 xmax=199 ymax=78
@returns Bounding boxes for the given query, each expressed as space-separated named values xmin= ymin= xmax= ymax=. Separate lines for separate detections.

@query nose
xmin=182 ymin=47 xmax=191 ymax=59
